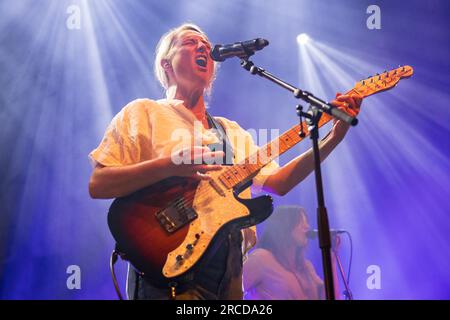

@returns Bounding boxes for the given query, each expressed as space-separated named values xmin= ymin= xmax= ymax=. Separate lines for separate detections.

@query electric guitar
xmin=108 ymin=65 xmax=414 ymax=286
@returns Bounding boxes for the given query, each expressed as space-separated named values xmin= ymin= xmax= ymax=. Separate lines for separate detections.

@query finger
xmin=336 ymin=95 xmax=358 ymax=111
xmin=350 ymin=92 xmax=363 ymax=103
xmin=345 ymin=109 xmax=358 ymax=117
xmin=336 ymin=94 xmax=351 ymax=102
xmin=340 ymin=94 xmax=362 ymax=109
xmin=194 ymin=164 xmax=223 ymax=173
xmin=192 ymin=151 xmax=225 ymax=164
xmin=330 ymin=99 xmax=346 ymax=108
xmin=331 ymin=102 xmax=357 ymax=118
xmin=202 ymin=150 xmax=225 ymax=160
xmin=193 ymin=171 xmax=213 ymax=180
xmin=191 ymin=145 xmax=211 ymax=152
xmin=336 ymin=94 xmax=349 ymax=102
xmin=352 ymin=95 xmax=363 ymax=109
xmin=345 ymin=96 xmax=357 ymax=109
xmin=190 ymin=146 xmax=212 ymax=158
xmin=335 ymin=92 xmax=343 ymax=99
xmin=176 ymin=146 xmax=211 ymax=161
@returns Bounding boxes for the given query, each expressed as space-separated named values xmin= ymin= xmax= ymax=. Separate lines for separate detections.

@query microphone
xmin=306 ymin=229 xmax=346 ymax=240
xmin=210 ymin=38 xmax=269 ymax=62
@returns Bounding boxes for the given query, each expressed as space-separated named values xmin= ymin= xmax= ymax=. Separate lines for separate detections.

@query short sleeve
xmin=89 ymin=99 xmax=153 ymax=167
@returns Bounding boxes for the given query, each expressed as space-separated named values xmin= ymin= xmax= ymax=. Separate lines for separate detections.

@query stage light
xmin=297 ymin=33 xmax=310 ymax=45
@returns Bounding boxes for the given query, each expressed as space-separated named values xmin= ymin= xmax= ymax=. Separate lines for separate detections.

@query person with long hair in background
xmin=243 ymin=206 xmax=341 ymax=300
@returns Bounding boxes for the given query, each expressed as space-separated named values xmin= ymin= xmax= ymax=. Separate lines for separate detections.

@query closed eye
xmin=182 ymin=39 xmax=196 ymax=45
xmin=201 ymin=41 xmax=211 ymax=50
xmin=182 ymin=38 xmax=211 ymax=51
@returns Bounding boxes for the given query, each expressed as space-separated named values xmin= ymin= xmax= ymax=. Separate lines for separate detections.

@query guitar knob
xmin=186 ymin=244 xmax=194 ymax=251
xmin=176 ymin=255 xmax=184 ymax=263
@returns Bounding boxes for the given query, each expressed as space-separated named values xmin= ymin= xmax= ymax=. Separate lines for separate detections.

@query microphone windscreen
xmin=255 ymin=38 xmax=269 ymax=50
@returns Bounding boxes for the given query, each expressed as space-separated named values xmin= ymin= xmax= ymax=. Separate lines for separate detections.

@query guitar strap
xmin=206 ymin=112 xmax=234 ymax=166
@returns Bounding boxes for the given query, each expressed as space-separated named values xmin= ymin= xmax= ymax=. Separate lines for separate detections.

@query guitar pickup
xmin=209 ymin=179 xmax=226 ymax=197
xmin=155 ymin=200 xmax=198 ymax=233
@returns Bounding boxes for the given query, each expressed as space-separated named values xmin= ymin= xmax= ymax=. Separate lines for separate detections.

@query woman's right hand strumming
xmin=89 ymin=146 xmax=224 ymax=199
xmin=169 ymin=146 xmax=224 ymax=180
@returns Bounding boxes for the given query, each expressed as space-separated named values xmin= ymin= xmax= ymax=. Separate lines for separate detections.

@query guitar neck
xmin=217 ymin=64 xmax=414 ymax=189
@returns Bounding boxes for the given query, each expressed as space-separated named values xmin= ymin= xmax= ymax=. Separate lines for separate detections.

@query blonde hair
xmin=153 ymin=23 xmax=217 ymax=93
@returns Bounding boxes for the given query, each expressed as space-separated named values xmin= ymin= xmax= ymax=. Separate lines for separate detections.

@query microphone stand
xmin=239 ymin=58 xmax=358 ymax=300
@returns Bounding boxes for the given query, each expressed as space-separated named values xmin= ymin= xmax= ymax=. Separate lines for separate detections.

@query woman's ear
xmin=161 ymin=59 xmax=171 ymax=71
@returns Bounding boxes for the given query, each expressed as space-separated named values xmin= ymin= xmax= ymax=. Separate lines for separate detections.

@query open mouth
xmin=195 ymin=55 xmax=207 ymax=68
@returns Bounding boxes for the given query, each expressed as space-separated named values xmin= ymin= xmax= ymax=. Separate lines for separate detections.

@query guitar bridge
xmin=155 ymin=199 xmax=198 ymax=233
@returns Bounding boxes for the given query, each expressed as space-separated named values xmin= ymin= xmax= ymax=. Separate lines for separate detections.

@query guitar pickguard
xmin=162 ymin=171 xmax=251 ymax=278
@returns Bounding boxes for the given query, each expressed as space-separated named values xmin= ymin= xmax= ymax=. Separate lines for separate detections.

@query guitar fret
xmin=229 ymin=170 xmax=240 ymax=184
xmin=241 ymin=164 xmax=253 ymax=175
xmin=236 ymin=164 xmax=253 ymax=181
xmin=278 ymin=137 xmax=289 ymax=151
xmin=286 ymin=134 xmax=296 ymax=146
xmin=220 ymin=171 xmax=236 ymax=188
xmin=261 ymin=144 xmax=273 ymax=164
xmin=233 ymin=167 xmax=245 ymax=181
xmin=246 ymin=163 xmax=258 ymax=174
xmin=284 ymin=134 xmax=295 ymax=146
xmin=286 ymin=129 xmax=300 ymax=143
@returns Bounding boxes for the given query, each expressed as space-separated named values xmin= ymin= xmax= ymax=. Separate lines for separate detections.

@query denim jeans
xmin=127 ymin=230 xmax=244 ymax=300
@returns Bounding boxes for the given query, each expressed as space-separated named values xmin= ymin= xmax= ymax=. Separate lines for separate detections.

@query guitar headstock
xmin=353 ymin=65 xmax=414 ymax=98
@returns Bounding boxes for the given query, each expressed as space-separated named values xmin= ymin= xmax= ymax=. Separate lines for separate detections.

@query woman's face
xmin=291 ymin=213 xmax=310 ymax=248
xmin=166 ymin=30 xmax=214 ymax=91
